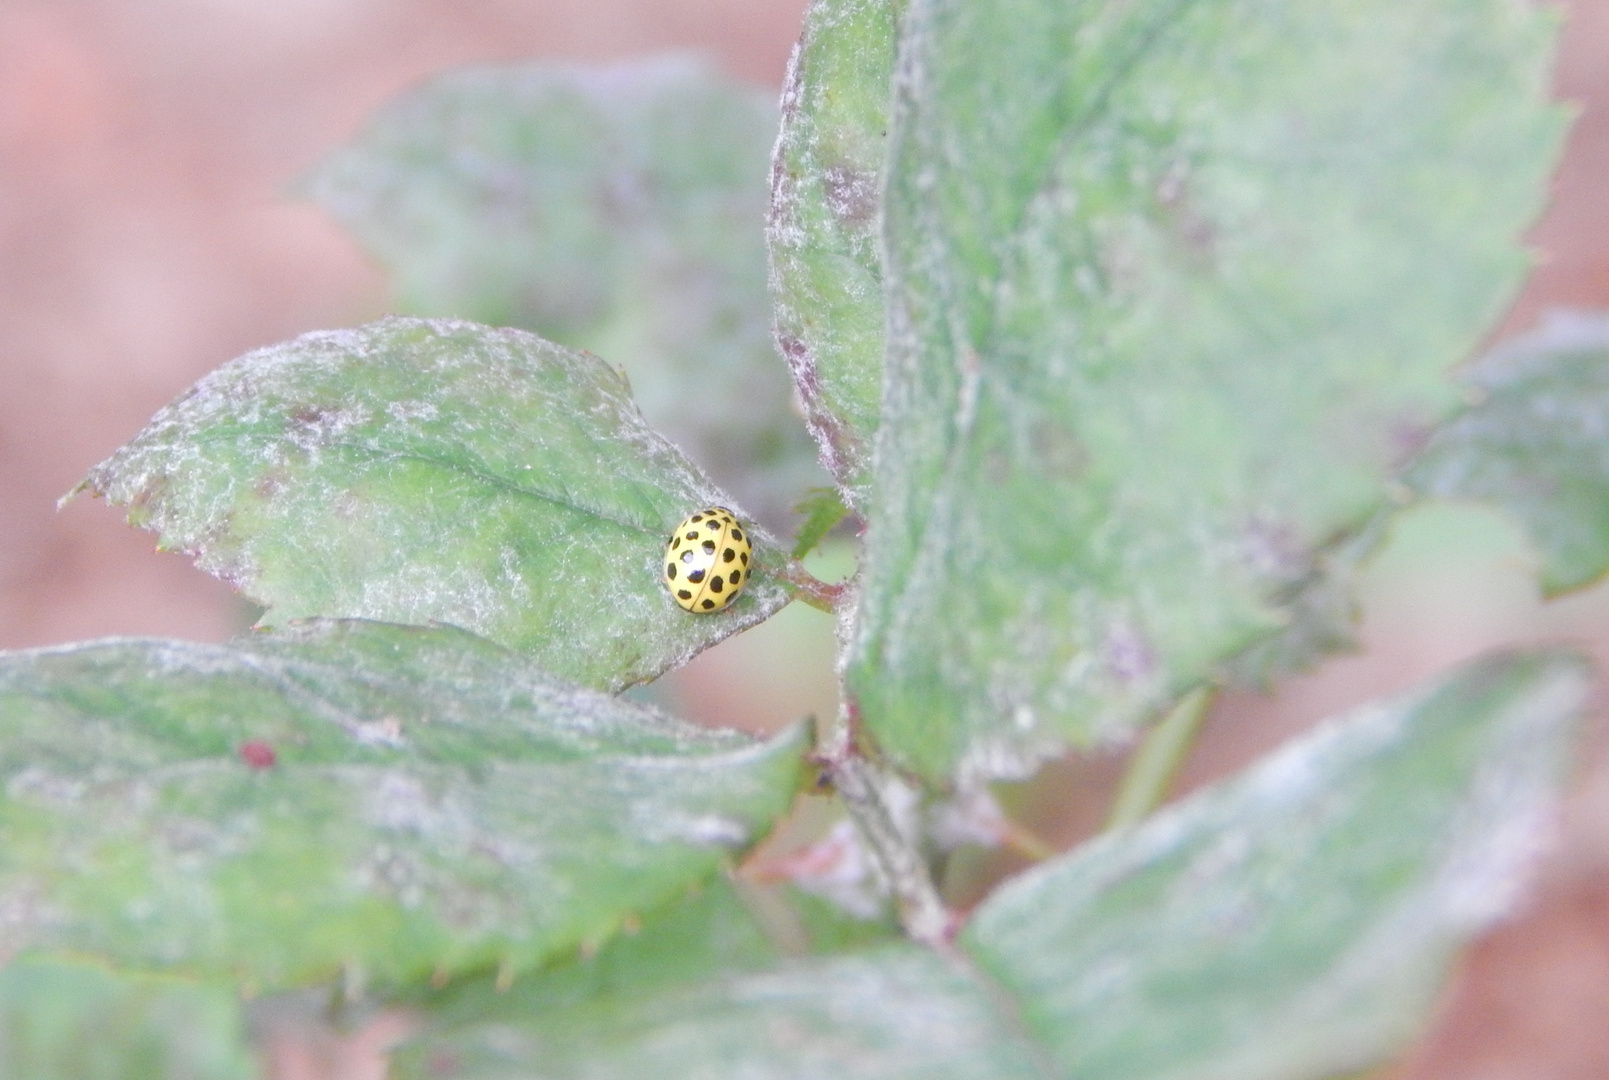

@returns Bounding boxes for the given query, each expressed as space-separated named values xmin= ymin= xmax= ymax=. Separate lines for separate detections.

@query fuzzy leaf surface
xmin=303 ymin=58 xmax=823 ymax=529
xmin=78 ymin=317 xmax=789 ymax=691
xmin=964 ymin=650 xmax=1586 ymax=1080
xmin=0 ymin=957 xmax=254 ymax=1080
xmin=398 ymin=650 xmax=1583 ymax=1080
xmin=0 ymin=621 xmax=805 ymax=989
xmin=1218 ymin=511 xmax=1392 ymax=688
xmin=397 ymin=929 xmax=1041 ymax=1080
xmin=769 ymin=0 xmax=900 ymax=500
xmin=1408 ymin=310 xmax=1609 ymax=595
xmin=850 ymin=0 xmax=1567 ymax=780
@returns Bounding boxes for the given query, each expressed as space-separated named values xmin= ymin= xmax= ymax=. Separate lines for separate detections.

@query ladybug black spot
xmin=701 ymin=599 xmax=716 ymax=610
xmin=731 ymin=528 xmax=744 ymax=541
xmin=688 ymin=569 xmax=706 ymax=583
xmin=678 ymin=589 xmax=692 ymax=600
xmin=691 ymin=514 xmax=703 ymax=522
xmin=740 ymin=552 xmax=749 ymax=565
xmin=729 ymin=569 xmax=741 ymax=584
xmin=681 ymin=550 xmax=693 ymax=563
xmin=667 ymin=564 xmax=677 ymax=579
xmin=710 ymin=576 xmax=724 ymax=593
xmin=702 ymin=540 xmax=716 ymax=554
xmin=723 ymin=548 xmax=735 ymax=562
xmin=685 ymin=531 xmax=699 ymax=541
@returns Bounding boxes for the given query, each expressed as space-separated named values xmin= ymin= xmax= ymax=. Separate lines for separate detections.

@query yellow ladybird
xmin=664 ymin=506 xmax=752 ymax=613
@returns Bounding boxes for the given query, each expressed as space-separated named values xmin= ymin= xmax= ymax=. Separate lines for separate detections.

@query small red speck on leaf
xmin=238 ymin=740 xmax=276 ymax=769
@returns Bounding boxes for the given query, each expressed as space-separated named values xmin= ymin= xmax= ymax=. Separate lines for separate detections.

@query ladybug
xmin=664 ymin=506 xmax=752 ymax=613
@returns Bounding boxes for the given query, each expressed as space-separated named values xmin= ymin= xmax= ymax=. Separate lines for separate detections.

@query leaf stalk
xmin=815 ymin=704 xmax=955 ymax=947
xmin=1105 ymin=686 xmax=1214 ymax=832
xmin=779 ymin=560 xmax=847 ymax=613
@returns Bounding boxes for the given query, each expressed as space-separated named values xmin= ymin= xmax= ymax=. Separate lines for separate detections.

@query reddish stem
xmin=778 ymin=560 xmax=847 ymax=612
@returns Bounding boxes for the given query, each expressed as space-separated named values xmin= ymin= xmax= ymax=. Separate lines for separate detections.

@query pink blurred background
xmin=2 ymin=1 xmax=1608 ymax=1077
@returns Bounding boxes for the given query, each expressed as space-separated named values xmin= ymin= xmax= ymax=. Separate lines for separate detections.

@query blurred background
xmin=1 ymin=0 xmax=1608 ymax=1077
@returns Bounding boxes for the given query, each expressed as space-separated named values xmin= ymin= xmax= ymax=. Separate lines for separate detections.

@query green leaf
xmin=397 ymin=650 xmax=1584 ymax=1080
xmin=76 ymin=317 xmax=789 ymax=691
xmin=394 ymin=881 xmax=946 ymax=1079
xmin=0 ymin=957 xmax=254 ymax=1080
xmin=848 ymin=0 xmax=1568 ymax=782
xmin=790 ymin=487 xmax=854 ymax=558
xmin=1219 ymin=511 xmax=1392 ymax=688
xmin=769 ymin=0 xmax=901 ymax=501
xmin=0 ymin=620 xmax=806 ymax=990
xmin=396 ymin=945 xmax=1043 ymax=1080
xmin=1407 ymin=310 xmax=1609 ymax=595
xmin=402 ymin=880 xmax=786 ymax=1031
xmin=963 ymin=649 xmax=1586 ymax=1080
xmin=302 ymin=58 xmax=824 ymax=528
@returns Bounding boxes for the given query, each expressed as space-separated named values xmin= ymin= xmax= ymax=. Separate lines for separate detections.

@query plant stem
xmin=1105 ymin=685 xmax=1214 ymax=832
xmin=778 ymin=560 xmax=845 ymax=613
xmin=816 ymin=704 xmax=954 ymax=946
xmin=836 ymin=756 xmax=954 ymax=945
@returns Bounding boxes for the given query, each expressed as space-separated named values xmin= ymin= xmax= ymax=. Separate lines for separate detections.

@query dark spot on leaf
xmin=1103 ymin=622 xmax=1156 ymax=685
xmin=255 ymin=469 xmax=290 ymax=499
xmin=1240 ymin=516 xmax=1309 ymax=581
xmin=239 ymin=740 xmax=276 ymax=770
xmin=822 ymin=163 xmax=879 ymax=228
xmin=1389 ymin=416 xmax=1434 ymax=467
xmin=1029 ymin=420 xmax=1089 ymax=478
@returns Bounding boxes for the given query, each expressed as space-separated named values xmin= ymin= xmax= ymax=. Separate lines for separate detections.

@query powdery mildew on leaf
xmin=850 ymin=0 xmax=1569 ymax=782
xmin=75 ymin=317 xmax=789 ymax=692
xmin=1218 ymin=510 xmax=1393 ymax=689
xmin=398 ymin=946 xmax=1046 ymax=1080
xmin=768 ymin=0 xmax=900 ymax=502
xmin=1408 ymin=309 xmax=1609 ymax=596
xmin=963 ymin=650 xmax=1586 ymax=1080
xmin=302 ymin=57 xmax=824 ymax=531
xmin=396 ymin=650 xmax=1584 ymax=1080
xmin=0 ymin=621 xmax=806 ymax=989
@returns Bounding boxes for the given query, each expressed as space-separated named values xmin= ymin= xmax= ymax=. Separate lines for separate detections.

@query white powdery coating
xmin=77 ymin=317 xmax=791 ymax=691
xmin=305 ymin=55 xmax=823 ymax=532
xmin=963 ymin=653 xmax=1585 ymax=1080
xmin=0 ymin=625 xmax=808 ymax=980
xmin=508 ymin=947 xmax=1044 ymax=1078
xmin=767 ymin=0 xmax=895 ymax=499
xmin=850 ymin=0 xmax=1564 ymax=782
